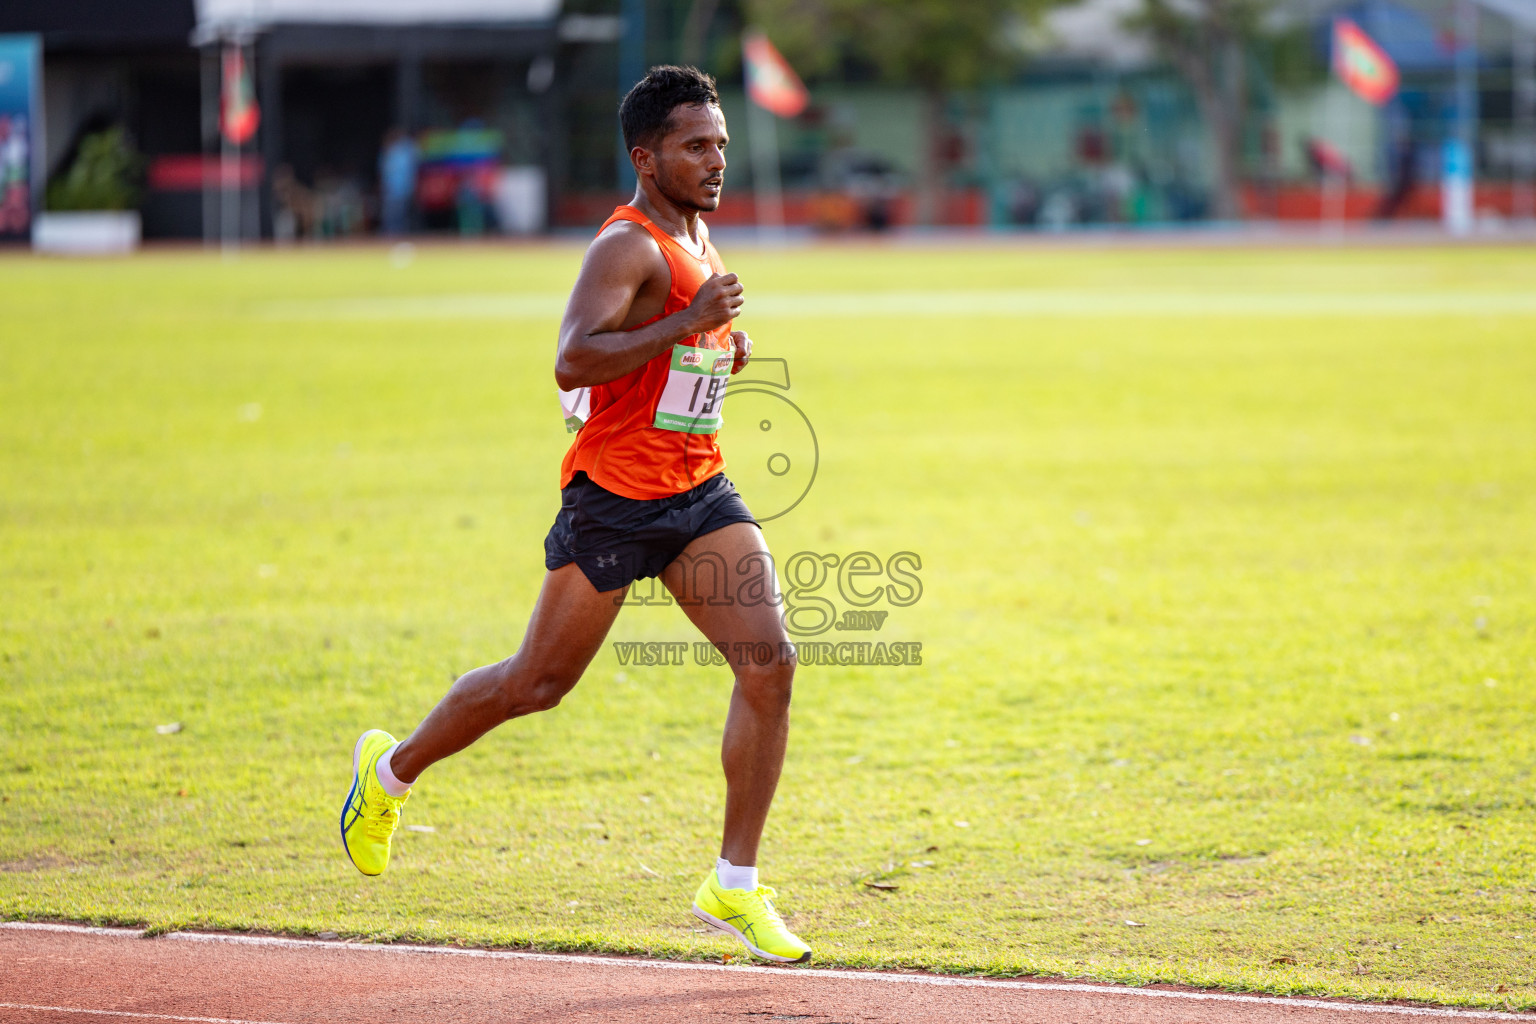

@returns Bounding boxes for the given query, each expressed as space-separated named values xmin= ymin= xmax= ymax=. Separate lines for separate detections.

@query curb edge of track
xmin=4 ymin=920 xmax=1532 ymax=1021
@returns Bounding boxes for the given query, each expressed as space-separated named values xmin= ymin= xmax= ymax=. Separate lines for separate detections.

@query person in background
xmin=270 ymin=164 xmax=317 ymax=241
xmin=379 ymin=127 xmax=419 ymax=236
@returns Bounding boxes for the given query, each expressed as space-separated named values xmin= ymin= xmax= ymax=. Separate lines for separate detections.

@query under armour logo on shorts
xmin=594 ymin=553 xmax=619 ymax=568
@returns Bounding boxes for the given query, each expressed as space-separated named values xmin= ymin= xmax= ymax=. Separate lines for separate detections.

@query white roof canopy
xmin=196 ymin=0 xmax=562 ymax=34
xmin=1477 ymin=0 xmax=1536 ymax=30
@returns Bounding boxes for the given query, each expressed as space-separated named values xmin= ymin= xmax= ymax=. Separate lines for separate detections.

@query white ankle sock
xmin=716 ymin=857 xmax=757 ymax=891
xmin=375 ymin=743 xmax=412 ymax=797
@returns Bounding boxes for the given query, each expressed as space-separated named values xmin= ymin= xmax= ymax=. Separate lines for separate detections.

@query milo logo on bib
xmin=654 ymin=342 xmax=731 ymax=434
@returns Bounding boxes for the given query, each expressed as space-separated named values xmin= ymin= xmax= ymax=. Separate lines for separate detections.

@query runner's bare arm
xmin=695 ymin=220 xmax=751 ymax=375
xmin=555 ymin=223 xmax=743 ymax=391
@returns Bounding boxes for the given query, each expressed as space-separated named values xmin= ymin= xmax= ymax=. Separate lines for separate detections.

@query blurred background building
xmin=1 ymin=0 xmax=1531 ymax=240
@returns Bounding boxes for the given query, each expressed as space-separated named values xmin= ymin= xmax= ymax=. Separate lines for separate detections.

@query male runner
xmin=339 ymin=65 xmax=811 ymax=964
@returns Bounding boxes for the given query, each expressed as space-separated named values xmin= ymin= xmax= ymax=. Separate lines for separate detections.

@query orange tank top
xmin=559 ymin=206 xmax=733 ymax=500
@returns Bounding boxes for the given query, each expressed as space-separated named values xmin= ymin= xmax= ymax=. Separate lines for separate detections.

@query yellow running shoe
xmin=340 ymin=729 xmax=409 ymax=876
xmin=692 ymin=869 xmax=812 ymax=963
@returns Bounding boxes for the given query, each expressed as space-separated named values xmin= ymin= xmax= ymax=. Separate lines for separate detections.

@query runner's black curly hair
xmin=620 ymin=65 xmax=721 ymax=152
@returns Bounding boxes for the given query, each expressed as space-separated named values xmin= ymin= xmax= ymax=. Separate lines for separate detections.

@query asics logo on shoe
xmin=342 ymin=780 xmax=364 ymax=833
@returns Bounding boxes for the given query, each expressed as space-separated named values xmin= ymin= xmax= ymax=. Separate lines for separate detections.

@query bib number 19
xmin=654 ymin=344 xmax=733 ymax=434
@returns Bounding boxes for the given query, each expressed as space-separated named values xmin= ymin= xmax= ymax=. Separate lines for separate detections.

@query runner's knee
xmin=735 ymin=658 xmax=794 ymax=710
xmin=501 ymin=660 xmax=579 ymax=715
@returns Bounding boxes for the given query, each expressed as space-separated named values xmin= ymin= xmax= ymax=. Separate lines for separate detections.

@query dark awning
xmin=0 ymin=0 xmax=196 ymax=50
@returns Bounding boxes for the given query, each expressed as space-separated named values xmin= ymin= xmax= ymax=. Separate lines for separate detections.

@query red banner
xmin=1332 ymin=18 xmax=1399 ymax=106
xmin=742 ymin=30 xmax=808 ymax=118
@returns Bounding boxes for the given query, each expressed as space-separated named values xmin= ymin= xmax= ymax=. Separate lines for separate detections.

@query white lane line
xmin=749 ymin=291 xmax=1536 ymax=318
xmin=260 ymin=293 xmax=562 ymax=320
xmin=258 ymin=290 xmax=1536 ymax=321
xmin=0 ymin=1003 xmax=291 ymax=1024
xmin=4 ymin=922 xmax=1529 ymax=1021
xmin=0 ymin=922 xmax=145 ymax=939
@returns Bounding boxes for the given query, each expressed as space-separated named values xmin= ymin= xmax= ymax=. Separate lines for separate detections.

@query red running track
xmin=2 ymin=924 xmax=1529 ymax=1024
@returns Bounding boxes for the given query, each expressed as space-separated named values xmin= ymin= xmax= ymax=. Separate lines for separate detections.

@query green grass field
xmin=2 ymin=241 xmax=1534 ymax=1009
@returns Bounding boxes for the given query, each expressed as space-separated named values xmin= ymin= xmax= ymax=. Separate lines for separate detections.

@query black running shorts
xmin=544 ymin=472 xmax=759 ymax=593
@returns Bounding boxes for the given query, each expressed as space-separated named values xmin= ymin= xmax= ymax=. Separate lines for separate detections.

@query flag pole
xmin=1327 ymin=84 xmax=1347 ymax=239
xmin=1323 ymin=20 xmax=1338 ymax=238
xmin=742 ymin=28 xmax=805 ymax=245
xmin=748 ymin=95 xmax=785 ymax=244
xmin=241 ymin=40 xmax=258 ymax=244
xmin=1329 ymin=16 xmax=1400 ymax=236
xmin=201 ymin=43 xmax=216 ymax=249
xmin=221 ymin=42 xmax=236 ymax=254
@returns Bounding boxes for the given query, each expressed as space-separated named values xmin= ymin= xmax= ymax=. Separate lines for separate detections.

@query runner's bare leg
xmin=389 ymin=564 xmax=625 ymax=784
xmin=662 ymin=522 xmax=794 ymax=867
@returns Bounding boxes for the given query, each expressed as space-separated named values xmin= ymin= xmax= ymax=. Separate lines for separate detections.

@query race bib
xmin=653 ymin=343 xmax=733 ymax=433
xmin=559 ymin=386 xmax=590 ymax=434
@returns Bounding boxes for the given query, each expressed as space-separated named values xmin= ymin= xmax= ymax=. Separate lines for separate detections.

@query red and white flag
xmin=742 ymin=30 xmax=808 ymax=118
xmin=220 ymin=46 xmax=260 ymax=146
xmin=1332 ymin=18 xmax=1399 ymax=106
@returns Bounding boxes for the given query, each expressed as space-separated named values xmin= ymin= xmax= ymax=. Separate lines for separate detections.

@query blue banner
xmin=0 ymin=34 xmax=41 ymax=243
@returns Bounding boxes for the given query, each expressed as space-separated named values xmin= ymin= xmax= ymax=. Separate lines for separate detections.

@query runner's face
xmin=651 ymin=103 xmax=728 ymax=212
